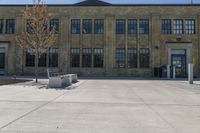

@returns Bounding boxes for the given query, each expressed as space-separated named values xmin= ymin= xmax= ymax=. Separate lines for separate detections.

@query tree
xmin=16 ymin=0 xmax=56 ymax=83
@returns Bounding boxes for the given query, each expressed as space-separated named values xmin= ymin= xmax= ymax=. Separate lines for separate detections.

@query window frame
xmin=116 ymin=19 xmax=126 ymax=34
xmin=71 ymin=19 xmax=81 ymax=34
xmin=115 ymin=48 xmax=125 ymax=68
xmin=93 ymin=48 xmax=104 ymax=68
xmin=94 ymin=19 xmax=104 ymax=34
xmin=139 ymin=19 xmax=149 ymax=35
xmin=70 ymin=48 xmax=80 ymax=68
xmin=139 ymin=48 xmax=150 ymax=68
xmin=5 ymin=19 xmax=15 ymax=34
xmin=82 ymin=19 xmax=92 ymax=34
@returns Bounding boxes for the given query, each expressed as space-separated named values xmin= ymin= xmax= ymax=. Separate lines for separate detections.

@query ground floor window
xmin=82 ymin=48 xmax=92 ymax=67
xmin=0 ymin=48 xmax=5 ymax=69
xmin=115 ymin=48 xmax=125 ymax=68
xmin=93 ymin=48 xmax=104 ymax=68
xmin=49 ymin=48 xmax=58 ymax=67
xmin=127 ymin=48 xmax=137 ymax=68
xmin=139 ymin=48 xmax=149 ymax=68
xmin=70 ymin=48 xmax=80 ymax=67
xmin=26 ymin=49 xmax=35 ymax=67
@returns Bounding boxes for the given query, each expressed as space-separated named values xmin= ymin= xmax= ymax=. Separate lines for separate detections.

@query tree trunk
xmin=35 ymin=51 xmax=39 ymax=83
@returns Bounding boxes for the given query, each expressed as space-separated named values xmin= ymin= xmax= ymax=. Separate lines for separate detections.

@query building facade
xmin=0 ymin=0 xmax=200 ymax=77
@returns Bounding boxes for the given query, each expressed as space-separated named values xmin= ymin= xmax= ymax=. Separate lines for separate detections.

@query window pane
xmin=94 ymin=19 xmax=104 ymax=34
xmin=139 ymin=19 xmax=149 ymax=34
xmin=128 ymin=19 xmax=137 ymax=34
xmin=83 ymin=19 xmax=92 ymax=34
xmin=185 ymin=19 xmax=195 ymax=34
xmin=6 ymin=19 xmax=15 ymax=34
xmin=173 ymin=19 xmax=183 ymax=34
xmin=0 ymin=48 xmax=5 ymax=69
xmin=139 ymin=48 xmax=149 ymax=68
xmin=116 ymin=19 xmax=125 ymax=34
xmin=70 ymin=48 xmax=80 ymax=67
xmin=38 ymin=53 xmax=47 ymax=67
xmin=49 ymin=48 xmax=58 ymax=67
xmin=50 ymin=19 xmax=59 ymax=33
xmin=162 ymin=19 xmax=171 ymax=34
xmin=127 ymin=48 xmax=137 ymax=68
xmin=0 ymin=19 xmax=3 ymax=34
xmin=82 ymin=48 xmax=92 ymax=67
xmin=93 ymin=48 xmax=104 ymax=68
xmin=26 ymin=49 xmax=35 ymax=67
xmin=115 ymin=48 xmax=125 ymax=68
xmin=71 ymin=19 xmax=80 ymax=34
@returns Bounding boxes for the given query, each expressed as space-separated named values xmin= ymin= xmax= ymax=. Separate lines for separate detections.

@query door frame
xmin=166 ymin=42 xmax=192 ymax=77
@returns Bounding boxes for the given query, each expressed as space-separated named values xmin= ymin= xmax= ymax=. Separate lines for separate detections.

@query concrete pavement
xmin=0 ymin=79 xmax=200 ymax=133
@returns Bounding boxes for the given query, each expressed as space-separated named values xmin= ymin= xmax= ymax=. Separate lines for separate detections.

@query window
xmin=71 ymin=19 xmax=80 ymax=34
xmin=128 ymin=19 xmax=137 ymax=34
xmin=139 ymin=48 xmax=149 ymax=68
xmin=127 ymin=48 xmax=137 ymax=68
xmin=50 ymin=19 xmax=59 ymax=33
xmin=116 ymin=19 xmax=125 ymax=34
xmin=70 ymin=48 xmax=80 ymax=67
xmin=162 ymin=19 xmax=171 ymax=34
xmin=115 ymin=48 xmax=125 ymax=68
xmin=93 ymin=48 xmax=104 ymax=68
xmin=139 ymin=19 xmax=149 ymax=34
xmin=82 ymin=19 xmax=92 ymax=34
xmin=38 ymin=53 xmax=47 ymax=67
xmin=26 ymin=49 xmax=35 ymax=67
xmin=6 ymin=19 xmax=15 ymax=34
xmin=0 ymin=48 xmax=5 ymax=69
xmin=26 ymin=19 xmax=33 ymax=34
xmin=82 ymin=48 xmax=92 ymax=67
xmin=94 ymin=19 xmax=104 ymax=34
xmin=0 ymin=19 xmax=3 ymax=34
xmin=49 ymin=48 xmax=58 ymax=67
xmin=185 ymin=19 xmax=195 ymax=34
xmin=173 ymin=19 xmax=183 ymax=34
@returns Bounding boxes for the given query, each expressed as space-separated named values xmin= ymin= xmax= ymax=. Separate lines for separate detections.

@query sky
xmin=0 ymin=0 xmax=199 ymax=4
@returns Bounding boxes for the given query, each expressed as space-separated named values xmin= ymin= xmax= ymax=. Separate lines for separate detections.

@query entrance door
xmin=0 ymin=48 xmax=5 ymax=69
xmin=171 ymin=54 xmax=186 ymax=77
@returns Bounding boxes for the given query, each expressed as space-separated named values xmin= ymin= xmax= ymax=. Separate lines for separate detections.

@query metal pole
xmin=167 ymin=65 xmax=170 ymax=79
xmin=173 ymin=66 xmax=176 ymax=79
xmin=188 ymin=64 xmax=193 ymax=84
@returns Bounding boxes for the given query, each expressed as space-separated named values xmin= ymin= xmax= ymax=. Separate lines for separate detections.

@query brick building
xmin=0 ymin=0 xmax=199 ymax=77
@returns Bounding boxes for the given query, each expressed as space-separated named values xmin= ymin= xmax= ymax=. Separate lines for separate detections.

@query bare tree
xmin=16 ymin=0 xmax=56 ymax=83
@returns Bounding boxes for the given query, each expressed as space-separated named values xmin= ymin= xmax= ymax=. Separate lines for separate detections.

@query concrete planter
xmin=49 ymin=75 xmax=72 ymax=88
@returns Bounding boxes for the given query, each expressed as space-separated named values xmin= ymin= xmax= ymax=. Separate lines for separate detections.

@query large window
xmin=26 ymin=49 xmax=35 ymax=67
xmin=50 ymin=19 xmax=59 ymax=33
xmin=185 ymin=19 xmax=195 ymax=34
xmin=115 ymin=48 xmax=125 ymax=68
xmin=49 ymin=48 xmax=58 ymax=67
xmin=116 ymin=19 xmax=125 ymax=34
xmin=139 ymin=48 xmax=149 ymax=68
xmin=82 ymin=19 xmax=92 ymax=34
xmin=70 ymin=48 xmax=80 ymax=67
xmin=139 ymin=19 xmax=149 ymax=34
xmin=0 ymin=19 xmax=3 ymax=34
xmin=94 ymin=19 xmax=104 ymax=34
xmin=71 ymin=19 xmax=80 ymax=34
xmin=38 ymin=53 xmax=47 ymax=67
xmin=162 ymin=19 xmax=171 ymax=34
xmin=173 ymin=19 xmax=183 ymax=34
xmin=127 ymin=48 xmax=137 ymax=68
xmin=128 ymin=19 xmax=137 ymax=34
xmin=82 ymin=48 xmax=92 ymax=67
xmin=0 ymin=48 xmax=5 ymax=69
xmin=93 ymin=48 xmax=104 ymax=68
xmin=6 ymin=19 xmax=15 ymax=34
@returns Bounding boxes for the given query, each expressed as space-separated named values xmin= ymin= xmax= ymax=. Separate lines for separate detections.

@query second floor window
xmin=162 ymin=19 xmax=171 ymax=34
xmin=50 ymin=19 xmax=59 ymax=33
xmin=128 ymin=19 xmax=137 ymax=34
xmin=83 ymin=19 xmax=92 ymax=34
xmin=173 ymin=19 xmax=183 ymax=34
xmin=71 ymin=19 xmax=80 ymax=34
xmin=116 ymin=19 xmax=125 ymax=34
xmin=139 ymin=19 xmax=149 ymax=34
xmin=6 ymin=19 xmax=15 ymax=34
xmin=0 ymin=19 xmax=3 ymax=34
xmin=185 ymin=19 xmax=195 ymax=34
xmin=94 ymin=19 xmax=104 ymax=34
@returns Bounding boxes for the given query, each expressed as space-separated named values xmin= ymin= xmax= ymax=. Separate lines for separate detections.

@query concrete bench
xmin=49 ymin=75 xmax=72 ymax=88
xmin=68 ymin=74 xmax=78 ymax=83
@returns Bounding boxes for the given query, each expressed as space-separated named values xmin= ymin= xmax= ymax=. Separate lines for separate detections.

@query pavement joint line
xmin=0 ymin=80 xmax=88 ymax=131
xmin=128 ymin=85 xmax=180 ymax=133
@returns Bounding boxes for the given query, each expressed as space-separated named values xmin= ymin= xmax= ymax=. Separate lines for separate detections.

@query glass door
xmin=171 ymin=54 xmax=186 ymax=77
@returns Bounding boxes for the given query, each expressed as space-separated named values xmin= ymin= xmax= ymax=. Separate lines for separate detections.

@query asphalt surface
xmin=0 ymin=78 xmax=200 ymax=133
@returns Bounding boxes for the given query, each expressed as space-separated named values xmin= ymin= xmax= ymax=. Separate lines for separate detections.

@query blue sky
xmin=0 ymin=0 xmax=199 ymax=4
